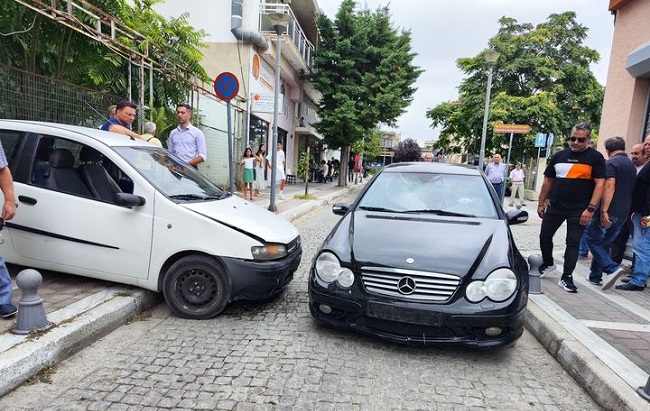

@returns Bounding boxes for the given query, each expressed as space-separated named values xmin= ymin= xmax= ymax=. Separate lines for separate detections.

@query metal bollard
xmin=638 ymin=376 xmax=650 ymax=402
xmin=13 ymin=269 xmax=53 ymax=335
xmin=528 ymin=253 xmax=543 ymax=294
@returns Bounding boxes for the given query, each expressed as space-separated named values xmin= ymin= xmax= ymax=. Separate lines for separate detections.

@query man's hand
xmin=600 ymin=211 xmax=612 ymax=228
xmin=580 ymin=209 xmax=593 ymax=226
xmin=2 ymin=199 xmax=16 ymax=221
xmin=537 ymin=203 xmax=546 ymax=218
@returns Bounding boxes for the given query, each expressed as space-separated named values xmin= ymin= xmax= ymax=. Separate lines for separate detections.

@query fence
xmin=0 ymin=64 xmax=120 ymax=127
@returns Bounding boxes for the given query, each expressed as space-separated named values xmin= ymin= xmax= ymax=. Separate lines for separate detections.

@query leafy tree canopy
xmin=426 ymin=12 xmax=604 ymax=162
xmin=311 ymin=0 xmax=422 ymax=154
xmin=393 ymin=138 xmax=421 ymax=162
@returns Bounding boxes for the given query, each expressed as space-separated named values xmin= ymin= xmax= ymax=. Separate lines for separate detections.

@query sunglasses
xmin=569 ymin=136 xmax=586 ymax=143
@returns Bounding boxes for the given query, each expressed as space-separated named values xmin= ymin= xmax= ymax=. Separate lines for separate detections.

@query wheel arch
xmin=156 ymin=251 xmax=230 ymax=293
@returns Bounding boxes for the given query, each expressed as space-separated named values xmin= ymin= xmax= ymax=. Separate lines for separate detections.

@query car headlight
xmin=466 ymin=268 xmax=517 ymax=303
xmin=251 ymin=243 xmax=287 ymax=261
xmin=314 ymin=252 xmax=355 ymax=288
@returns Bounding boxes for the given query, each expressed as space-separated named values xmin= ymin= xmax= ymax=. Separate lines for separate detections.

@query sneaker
xmin=539 ymin=264 xmax=556 ymax=278
xmin=621 ymin=277 xmax=630 ymax=283
xmin=558 ymin=276 xmax=578 ymax=293
xmin=615 ymin=283 xmax=645 ymax=291
xmin=585 ymin=276 xmax=602 ymax=286
xmin=509 ymin=203 xmax=514 ymax=206
xmin=602 ymin=267 xmax=625 ymax=290
xmin=577 ymin=255 xmax=591 ymax=261
xmin=521 ymin=203 xmax=526 ymax=206
xmin=0 ymin=304 xmax=17 ymax=318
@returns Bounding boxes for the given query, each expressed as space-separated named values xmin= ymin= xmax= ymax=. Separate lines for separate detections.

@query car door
xmin=5 ymin=131 xmax=155 ymax=283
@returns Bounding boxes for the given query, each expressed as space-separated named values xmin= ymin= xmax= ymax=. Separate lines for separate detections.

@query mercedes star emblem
xmin=397 ymin=276 xmax=416 ymax=295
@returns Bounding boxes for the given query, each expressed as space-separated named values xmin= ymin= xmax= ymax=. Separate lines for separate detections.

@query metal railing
xmin=259 ymin=3 xmax=315 ymax=71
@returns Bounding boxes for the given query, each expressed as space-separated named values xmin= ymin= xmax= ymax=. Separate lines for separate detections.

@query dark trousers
xmin=610 ymin=217 xmax=631 ymax=264
xmin=539 ymin=206 xmax=584 ymax=277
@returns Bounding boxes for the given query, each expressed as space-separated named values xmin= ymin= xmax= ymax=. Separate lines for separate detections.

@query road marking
xmin=580 ymin=320 xmax=650 ymax=333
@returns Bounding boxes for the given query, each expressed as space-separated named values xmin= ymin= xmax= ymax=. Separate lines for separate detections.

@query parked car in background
xmin=0 ymin=120 xmax=301 ymax=319
xmin=309 ymin=162 xmax=529 ymax=347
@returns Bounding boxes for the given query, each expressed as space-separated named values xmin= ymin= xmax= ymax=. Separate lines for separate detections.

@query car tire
xmin=162 ymin=255 xmax=230 ymax=319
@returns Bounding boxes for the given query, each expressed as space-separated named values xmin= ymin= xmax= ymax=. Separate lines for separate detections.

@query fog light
xmin=319 ymin=304 xmax=332 ymax=314
xmin=484 ymin=327 xmax=502 ymax=337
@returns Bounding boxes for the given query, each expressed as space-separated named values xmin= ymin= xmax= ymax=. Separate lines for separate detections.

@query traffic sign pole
xmin=213 ymin=72 xmax=240 ymax=196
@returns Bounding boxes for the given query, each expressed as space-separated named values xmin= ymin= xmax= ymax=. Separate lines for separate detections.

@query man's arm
xmin=537 ymin=177 xmax=554 ymax=218
xmin=599 ymin=177 xmax=615 ymax=227
xmin=188 ymin=131 xmax=207 ymax=167
xmin=108 ymin=124 xmax=145 ymax=141
xmin=0 ymin=166 xmax=17 ymax=221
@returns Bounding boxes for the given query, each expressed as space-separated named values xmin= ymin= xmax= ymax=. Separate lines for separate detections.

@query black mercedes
xmin=308 ymin=162 xmax=529 ymax=348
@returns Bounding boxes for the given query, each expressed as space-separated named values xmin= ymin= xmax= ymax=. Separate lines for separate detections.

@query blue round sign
xmin=214 ymin=72 xmax=239 ymax=101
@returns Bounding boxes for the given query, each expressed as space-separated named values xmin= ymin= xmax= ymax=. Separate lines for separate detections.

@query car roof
xmin=0 ymin=119 xmax=152 ymax=148
xmin=382 ymin=161 xmax=481 ymax=176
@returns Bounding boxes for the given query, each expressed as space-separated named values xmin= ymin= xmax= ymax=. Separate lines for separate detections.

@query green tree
xmin=393 ymin=138 xmax=421 ymax=162
xmin=311 ymin=0 xmax=422 ymax=185
xmin=427 ymin=12 xmax=604 ymax=163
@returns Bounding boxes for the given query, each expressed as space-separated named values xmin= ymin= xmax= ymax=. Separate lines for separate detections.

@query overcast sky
xmin=318 ymin=0 xmax=615 ymax=144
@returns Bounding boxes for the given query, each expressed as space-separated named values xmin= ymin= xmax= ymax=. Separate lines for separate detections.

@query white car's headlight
xmin=466 ymin=268 xmax=517 ymax=303
xmin=251 ymin=243 xmax=287 ymax=261
xmin=315 ymin=252 xmax=354 ymax=288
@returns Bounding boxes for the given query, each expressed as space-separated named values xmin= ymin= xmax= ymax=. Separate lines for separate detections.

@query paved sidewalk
xmin=1 ymin=179 xmax=650 ymax=411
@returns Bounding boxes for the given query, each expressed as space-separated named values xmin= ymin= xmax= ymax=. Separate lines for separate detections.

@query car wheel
xmin=162 ymin=255 xmax=229 ymax=319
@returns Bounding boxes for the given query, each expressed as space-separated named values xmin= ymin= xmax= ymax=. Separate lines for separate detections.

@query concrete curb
xmin=525 ymin=298 xmax=649 ymax=411
xmin=0 ymin=289 xmax=160 ymax=397
xmin=280 ymin=186 xmax=359 ymax=223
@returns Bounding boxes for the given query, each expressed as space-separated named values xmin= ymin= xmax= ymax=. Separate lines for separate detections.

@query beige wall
xmin=599 ymin=1 xmax=650 ymax=150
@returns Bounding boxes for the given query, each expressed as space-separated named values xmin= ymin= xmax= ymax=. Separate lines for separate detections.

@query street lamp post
xmin=478 ymin=49 xmax=500 ymax=169
xmin=268 ymin=12 xmax=291 ymax=212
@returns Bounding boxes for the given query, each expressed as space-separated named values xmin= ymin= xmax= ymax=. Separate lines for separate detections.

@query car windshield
xmin=115 ymin=147 xmax=226 ymax=200
xmin=358 ymin=171 xmax=497 ymax=218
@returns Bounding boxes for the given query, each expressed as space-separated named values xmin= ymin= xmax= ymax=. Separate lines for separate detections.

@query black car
xmin=308 ymin=162 xmax=529 ymax=348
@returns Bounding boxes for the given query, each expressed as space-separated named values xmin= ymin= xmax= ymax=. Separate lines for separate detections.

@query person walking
xmin=508 ymin=162 xmax=526 ymax=207
xmin=0 ymin=140 xmax=18 ymax=318
xmin=253 ymin=144 xmax=266 ymax=197
xmin=585 ymin=137 xmax=637 ymax=289
xmin=616 ymin=134 xmax=650 ymax=291
xmin=266 ymin=142 xmax=286 ymax=199
xmin=168 ymin=103 xmax=207 ymax=168
xmin=537 ymin=123 xmax=606 ymax=293
xmin=484 ymin=154 xmax=507 ymax=199
xmin=240 ymin=148 xmax=255 ymax=201
xmin=141 ymin=121 xmax=163 ymax=148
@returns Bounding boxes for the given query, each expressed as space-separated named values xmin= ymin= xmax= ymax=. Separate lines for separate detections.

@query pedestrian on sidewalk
xmin=617 ymin=134 xmax=650 ymax=291
xmin=0 ymin=140 xmax=18 ymax=318
xmin=485 ymin=154 xmax=507 ymax=199
xmin=240 ymin=148 xmax=255 ymax=201
xmin=253 ymin=144 xmax=266 ymax=197
xmin=508 ymin=162 xmax=526 ymax=207
xmin=267 ymin=142 xmax=286 ymax=199
xmin=537 ymin=123 xmax=606 ymax=293
xmin=585 ymin=137 xmax=636 ymax=289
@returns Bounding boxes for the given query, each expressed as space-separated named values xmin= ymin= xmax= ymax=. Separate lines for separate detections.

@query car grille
xmin=360 ymin=266 xmax=461 ymax=302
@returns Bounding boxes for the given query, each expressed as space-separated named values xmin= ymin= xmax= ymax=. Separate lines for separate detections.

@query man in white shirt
xmin=508 ymin=162 xmax=526 ymax=207
xmin=267 ymin=142 xmax=286 ymax=199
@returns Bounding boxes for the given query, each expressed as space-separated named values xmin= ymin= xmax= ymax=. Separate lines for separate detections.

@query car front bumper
xmin=308 ymin=274 xmax=526 ymax=348
xmin=222 ymin=246 xmax=302 ymax=301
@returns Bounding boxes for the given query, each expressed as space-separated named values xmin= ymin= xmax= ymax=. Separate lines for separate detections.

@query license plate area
xmin=366 ymin=301 xmax=444 ymax=326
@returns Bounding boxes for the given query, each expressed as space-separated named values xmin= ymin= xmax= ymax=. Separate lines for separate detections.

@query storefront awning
xmin=294 ymin=125 xmax=324 ymax=141
xmin=626 ymin=41 xmax=650 ymax=78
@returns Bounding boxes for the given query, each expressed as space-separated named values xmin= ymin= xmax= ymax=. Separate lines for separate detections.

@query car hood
xmin=182 ymin=196 xmax=299 ymax=244
xmin=336 ymin=211 xmax=512 ymax=277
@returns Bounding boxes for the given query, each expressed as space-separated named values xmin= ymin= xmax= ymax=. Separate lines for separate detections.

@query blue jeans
xmin=578 ymin=225 xmax=589 ymax=258
xmin=0 ymin=256 xmax=12 ymax=305
xmin=586 ymin=215 xmax=625 ymax=281
xmin=630 ymin=213 xmax=650 ymax=287
xmin=491 ymin=182 xmax=503 ymax=199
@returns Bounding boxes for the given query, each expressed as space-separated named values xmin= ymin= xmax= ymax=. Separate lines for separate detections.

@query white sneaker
xmin=539 ymin=264 xmax=556 ymax=278
xmin=602 ymin=267 xmax=625 ymax=290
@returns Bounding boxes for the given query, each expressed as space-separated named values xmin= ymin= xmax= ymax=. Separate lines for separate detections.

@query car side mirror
xmin=506 ymin=209 xmax=528 ymax=225
xmin=332 ymin=202 xmax=350 ymax=216
xmin=114 ymin=192 xmax=146 ymax=208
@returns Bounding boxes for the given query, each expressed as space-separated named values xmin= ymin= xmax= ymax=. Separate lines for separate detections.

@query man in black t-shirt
xmin=537 ymin=123 xmax=606 ymax=293
xmin=585 ymin=137 xmax=636 ymax=290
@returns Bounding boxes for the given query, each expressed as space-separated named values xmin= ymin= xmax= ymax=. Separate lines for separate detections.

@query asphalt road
xmin=0 ymin=194 xmax=600 ymax=410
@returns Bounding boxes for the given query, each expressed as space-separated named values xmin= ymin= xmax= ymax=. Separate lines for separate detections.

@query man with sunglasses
xmin=537 ymin=123 xmax=606 ymax=293
xmin=0 ymin=140 xmax=17 ymax=317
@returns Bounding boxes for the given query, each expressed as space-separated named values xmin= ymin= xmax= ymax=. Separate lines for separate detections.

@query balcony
xmin=259 ymin=3 xmax=315 ymax=73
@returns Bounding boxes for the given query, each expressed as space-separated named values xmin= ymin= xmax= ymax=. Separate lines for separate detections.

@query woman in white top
xmin=253 ymin=145 xmax=266 ymax=197
xmin=241 ymin=148 xmax=255 ymax=201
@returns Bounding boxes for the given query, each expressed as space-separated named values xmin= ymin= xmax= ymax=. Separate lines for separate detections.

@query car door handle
xmin=18 ymin=195 xmax=37 ymax=205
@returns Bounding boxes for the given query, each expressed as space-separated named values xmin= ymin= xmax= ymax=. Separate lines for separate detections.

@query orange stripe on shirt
xmin=564 ymin=163 xmax=592 ymax=179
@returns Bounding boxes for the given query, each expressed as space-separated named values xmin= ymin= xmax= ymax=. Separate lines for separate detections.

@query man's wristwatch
xmin=586 ymin=204 xmax=596 ymax=213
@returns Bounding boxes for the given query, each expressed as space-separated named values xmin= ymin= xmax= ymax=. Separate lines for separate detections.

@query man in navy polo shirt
xmin=168 ymin=103 xmax=207 ymax=168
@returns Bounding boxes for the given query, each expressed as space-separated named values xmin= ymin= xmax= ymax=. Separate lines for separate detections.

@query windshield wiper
xmin=358 ymin=206 xmax=398 ymax=213
xmin=169 ymin=194 xmax=209 ymax=201
xmin=403 ymin=209 xmax=476 ymax=217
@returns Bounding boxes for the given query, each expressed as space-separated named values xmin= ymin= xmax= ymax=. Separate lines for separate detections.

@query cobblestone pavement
xmin=0 ymin=195 xmax=600 ymax=411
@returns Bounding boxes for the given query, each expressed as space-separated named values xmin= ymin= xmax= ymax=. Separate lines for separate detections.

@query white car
xmin=0 ymin=120 xmax=302 ymax=319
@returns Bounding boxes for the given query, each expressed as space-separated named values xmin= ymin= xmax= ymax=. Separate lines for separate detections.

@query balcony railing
xmin=259 ymin=3 xmax=315 ymax=72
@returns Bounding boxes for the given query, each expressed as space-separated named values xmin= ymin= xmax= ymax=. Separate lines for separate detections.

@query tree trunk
xmin=338 ymin=145 xmax=351 ymax=187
